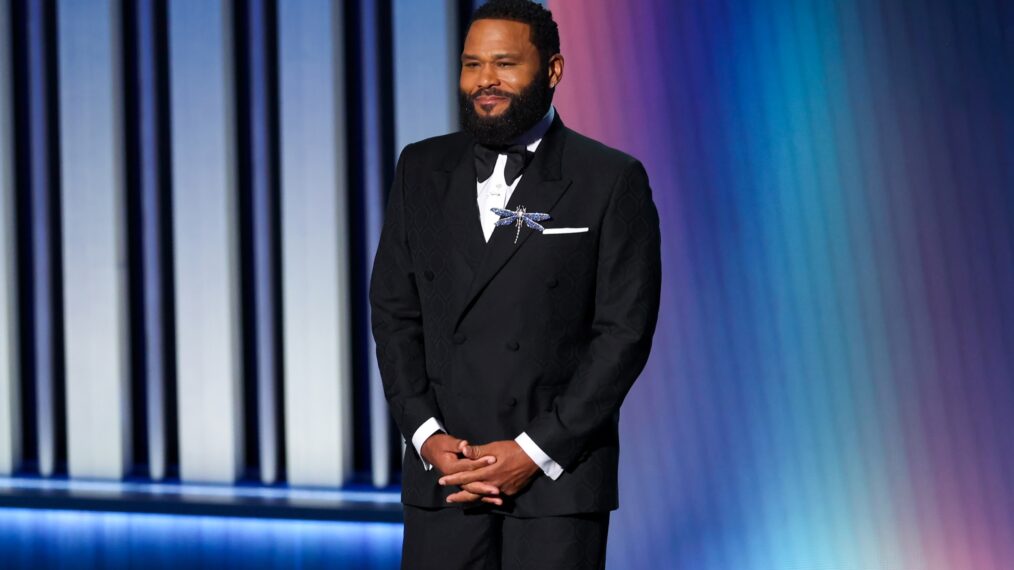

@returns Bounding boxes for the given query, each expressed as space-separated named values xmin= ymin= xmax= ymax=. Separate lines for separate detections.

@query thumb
xmin=462 ymin=444 xmax=484 ymax=460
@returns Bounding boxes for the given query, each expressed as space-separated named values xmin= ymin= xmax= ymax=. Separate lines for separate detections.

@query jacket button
xmin=453 ymin=333 xmax=467 ymax=345
xmin=423 ymin=269 xmax=435 ymax=281
xmin=506 ymin=397 xmax=517 ymax=407
xmin=506 ymin=340 xmax=519 ymax=351
xmin=545 ymin=277 xmax=558 ymax=288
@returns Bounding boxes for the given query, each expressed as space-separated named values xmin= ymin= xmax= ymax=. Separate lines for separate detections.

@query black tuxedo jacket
xmin=370 ymin=113 xmax=661 ymax=517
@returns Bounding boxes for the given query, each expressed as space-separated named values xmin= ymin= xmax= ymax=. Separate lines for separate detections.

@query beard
xmin=459 ymin=69 xmax=554 ymax=147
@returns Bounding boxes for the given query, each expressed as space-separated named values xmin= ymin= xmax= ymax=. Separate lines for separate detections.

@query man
xmin=369 ymin=1 xmax=661 ymax=567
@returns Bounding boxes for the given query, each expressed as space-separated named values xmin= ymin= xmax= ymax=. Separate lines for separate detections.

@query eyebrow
xmin=461 ymin=53 xmax=520 ymax=60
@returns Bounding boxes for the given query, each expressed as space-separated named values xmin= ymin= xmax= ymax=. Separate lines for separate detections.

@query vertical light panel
xmin=392 ymin=0 xmax=457 ymax=153
xmin=57 ymin=0 xmax=131 ymax=479
xmin=168 ymin=0 xmax=243 ymax=483
xmin=277 ymin=0 xmax=352 ymax=487
xmin=0 ymin=0 xmax=20 ymax=475
xmin=360 ymin=0 xmax=390 ymax=489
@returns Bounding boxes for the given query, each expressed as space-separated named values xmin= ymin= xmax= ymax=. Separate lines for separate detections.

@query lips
xmin=475 ymin=95 xmax=506 ymax=105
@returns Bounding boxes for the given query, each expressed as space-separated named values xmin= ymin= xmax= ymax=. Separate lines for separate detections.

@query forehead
xmin=463 ymin=19 xmax=536 ymax=56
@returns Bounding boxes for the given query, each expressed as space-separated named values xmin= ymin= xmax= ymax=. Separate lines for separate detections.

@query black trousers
xmin=401 ymin=505 xmax=610 ymax=570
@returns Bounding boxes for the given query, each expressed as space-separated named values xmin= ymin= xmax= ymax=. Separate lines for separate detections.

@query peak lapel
xmin=453 ymin=114 xmax=573 ymax=330
xmin=431 ymin=141 xmax=486 ymax=271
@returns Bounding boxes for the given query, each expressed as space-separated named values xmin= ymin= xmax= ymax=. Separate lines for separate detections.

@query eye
xmin=497 ymin=62 xmax=515 ymax=68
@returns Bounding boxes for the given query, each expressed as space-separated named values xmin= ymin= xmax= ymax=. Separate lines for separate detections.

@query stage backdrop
xmin=0 ymin=0 xmax=1010 ymax=569
xmin=549 ymin=0 xmax=1013 ymax=568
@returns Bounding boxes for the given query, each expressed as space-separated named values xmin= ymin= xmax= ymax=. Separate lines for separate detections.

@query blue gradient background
xmin=0 ymin=0 xmax=1011 ymax=568
xmin=549 ymin=0 xmax=1013 ymax=568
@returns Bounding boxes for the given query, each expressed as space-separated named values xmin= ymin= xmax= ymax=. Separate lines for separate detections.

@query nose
xmin=476 ymin=63 xmax=499 ymax=90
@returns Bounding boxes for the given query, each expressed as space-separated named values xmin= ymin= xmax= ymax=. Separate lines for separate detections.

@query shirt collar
xmin=513 ymin=105 xmax=555 ymax=153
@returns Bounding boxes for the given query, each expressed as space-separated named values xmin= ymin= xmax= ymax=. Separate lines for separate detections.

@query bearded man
xmin=370 ymin=1 xmax=661 ymax=567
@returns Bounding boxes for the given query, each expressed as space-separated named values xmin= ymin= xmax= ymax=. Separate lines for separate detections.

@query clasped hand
xmin=420 ymin=434 xmax=540 ymax=506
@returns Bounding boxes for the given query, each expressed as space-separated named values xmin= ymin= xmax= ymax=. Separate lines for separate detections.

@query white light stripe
xmin=168 ymin=0 xmax=244 ymax=483
xmin=57 ymin=0 xmax=132 ymax=480
xmin=278 ymin=0 xmax=352 ymax=488
xmin=0 ymin=0 xmax=20 ymax=476
xmin=0 ymin=476 xmax=400 ymax=504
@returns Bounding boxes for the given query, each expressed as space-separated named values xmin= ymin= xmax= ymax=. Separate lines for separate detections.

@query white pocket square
xmin=543 ymin=227 xmax=589 ymax=234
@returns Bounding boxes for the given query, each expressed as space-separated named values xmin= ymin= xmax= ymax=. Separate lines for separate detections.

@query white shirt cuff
xmin=411 ymin=417 xmax=445 ymax=471
xmin=516 ymin=432 xmax=564 ymax=480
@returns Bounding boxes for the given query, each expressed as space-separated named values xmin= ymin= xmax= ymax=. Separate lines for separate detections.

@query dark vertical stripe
xmin=457 ymin=0 xmax=474 ymax=53
xmin=121 ymin=0 xmax=146 ymax=480
xmin=148 ymin=0 xmax=178 ymax=481
xmin=233 ymin=0 xmax=259 ymax=483
xmin=152 ymin=0 xmax=178 ymax=481
xmin=122 ymin=0 xmax=164 ymax=480
xmin=347 ymin=0 xmax=397 ymax=488
xmin=11 ymin=0 xmax=65 ymax=477
xmin=43 ymin=0 xmax=66 ymax=479
xmin=343 ymin=0 xmax=371 ymax=483
xmin=234 ymin=0 xmax=284 ymax=485
xmin=264 ymin=0 xmax=286 ymax=485
xmin=374 ymin=0 xmax=401 ymax=481
xmin=10 ymin=0 xmax=34 ymax=475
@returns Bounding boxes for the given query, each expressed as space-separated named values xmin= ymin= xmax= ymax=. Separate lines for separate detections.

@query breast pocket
xmin=539 ymin=229 xmax=591 ymax=253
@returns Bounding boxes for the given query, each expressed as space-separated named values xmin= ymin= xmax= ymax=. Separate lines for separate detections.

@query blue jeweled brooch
xmin=491 ymin=206 xmax=551 ymax=244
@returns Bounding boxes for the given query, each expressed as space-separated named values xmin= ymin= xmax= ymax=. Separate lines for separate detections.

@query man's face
xmin=459 ymin=19 xmax=559 ymax=146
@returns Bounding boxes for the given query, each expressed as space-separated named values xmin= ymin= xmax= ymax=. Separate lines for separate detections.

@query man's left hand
xmin=439 ymin=440 xmax=540 ymax=503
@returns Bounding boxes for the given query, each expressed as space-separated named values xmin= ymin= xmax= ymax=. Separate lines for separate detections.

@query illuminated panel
xmin=167 ymin=0 xmax=243 ymax=483
xmin=56 ymin=0 xmax=131 ymax=479
xmin=392 ymin=0 xmax=457 ymax=152
xmin=277 ymin=0 xmax=352 ymax=487
xmin=0 ymin=508 xmax=401 ymax=568
xmin=0 ymin=0 xmax=19 ymax=475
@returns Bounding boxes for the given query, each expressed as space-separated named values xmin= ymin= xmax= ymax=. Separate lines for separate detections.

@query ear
xmin=548 ymin=54 xmax=564 ymax=88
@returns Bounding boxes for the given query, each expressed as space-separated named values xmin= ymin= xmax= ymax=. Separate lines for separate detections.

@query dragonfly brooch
xmin=491 ymin=205 xmax=551 ymax=244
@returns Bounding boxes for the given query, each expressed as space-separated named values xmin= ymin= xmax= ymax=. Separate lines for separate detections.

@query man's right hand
xmin=421 ymin=433 xmax=503 ymax=506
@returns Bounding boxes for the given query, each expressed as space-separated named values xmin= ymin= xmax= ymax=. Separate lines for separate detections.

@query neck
xmin=512 ymin=105 xmax=555 ymax=147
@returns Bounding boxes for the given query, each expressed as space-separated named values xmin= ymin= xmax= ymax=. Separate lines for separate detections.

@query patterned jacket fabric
xmin=370 ymin=113 xmax=661 ymax=517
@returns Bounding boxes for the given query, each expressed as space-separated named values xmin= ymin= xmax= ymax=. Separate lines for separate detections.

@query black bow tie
xmin=474 ymin=143 xmax=535 ymax=185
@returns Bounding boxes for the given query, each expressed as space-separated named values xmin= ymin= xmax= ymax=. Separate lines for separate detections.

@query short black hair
xmin=470 ymin=0 xmax=561 ymax=67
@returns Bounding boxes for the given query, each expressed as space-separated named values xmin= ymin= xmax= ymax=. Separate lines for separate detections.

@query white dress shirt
xmin=409 ymin=105 xmax=564 ymax=481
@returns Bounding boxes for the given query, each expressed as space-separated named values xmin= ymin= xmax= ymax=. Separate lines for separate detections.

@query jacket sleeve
xmin=524 ymin=159 xmax=662 ymax=471
xmin=369 ymin=143 xmax=442 ymax=442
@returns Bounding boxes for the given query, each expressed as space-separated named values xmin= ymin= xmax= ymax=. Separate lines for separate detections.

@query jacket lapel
xmin=431 ymin=139 xmax=486 ymax=270
xmin=453 ymin=114 xmax=573 ymax=330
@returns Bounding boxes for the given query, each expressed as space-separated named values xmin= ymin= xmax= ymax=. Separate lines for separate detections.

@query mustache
xmin=469 ymin=88 xmax=515 ymax=101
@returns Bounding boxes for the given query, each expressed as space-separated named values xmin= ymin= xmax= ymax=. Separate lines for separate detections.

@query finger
xmin=442 ymin=456 xmax=496 ymax=475
xmin=440 ymin=436 xmax=464 ymax=452
xmin=439 ymin=464 xmax=495 ymax=486
xmin=461 ymin=444 xmax=485 ymax=460
xmin=446 ymin=490 xmax=480 ymax=504
xmin=462 ymin=481 xmax=499 ymax=496
xmin=481 ymin=496 xmax=504 ymax=506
